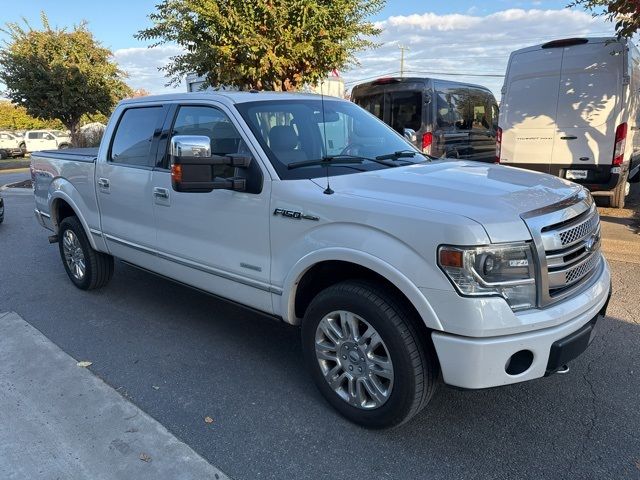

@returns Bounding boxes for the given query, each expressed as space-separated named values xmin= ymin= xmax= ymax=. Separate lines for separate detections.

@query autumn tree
xmin=136 ymin=0 xmax=383 ymax=91
xmin=0 ymin=101 xmax=64 ymax=130
xmin=0 ymin=13 xmax=132 ymax=145
xmin=570 ymin=0 xmax=640 ymax=37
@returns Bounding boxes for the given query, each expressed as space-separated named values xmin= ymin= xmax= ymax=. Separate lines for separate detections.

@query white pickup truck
xmin=32 ymin=92 xmax=611 ymax=428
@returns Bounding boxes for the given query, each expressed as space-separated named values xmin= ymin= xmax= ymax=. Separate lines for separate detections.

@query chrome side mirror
xmin=170 ymin=135 xmax=211 ymax=158
xmin=403 ymin=128 xmax=417 ymax=142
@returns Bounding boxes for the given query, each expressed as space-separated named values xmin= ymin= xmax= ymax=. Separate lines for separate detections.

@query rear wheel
xmin=58 ymin=216 xmax=113 ymax=290
xmin=608 ymin=173 xmax=629 ymax=209
xmin=0 ymin=150 xmax=7 ymax=160
xmin=302 ymin=280 xmax=438 ymax=428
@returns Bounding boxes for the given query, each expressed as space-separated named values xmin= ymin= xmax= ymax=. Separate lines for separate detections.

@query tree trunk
xmin=67 ymin=120 xmax=81 ymax=147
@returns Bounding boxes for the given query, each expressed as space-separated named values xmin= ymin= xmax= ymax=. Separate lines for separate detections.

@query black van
xmin=351 ymin=77 xmax=499 ymax=162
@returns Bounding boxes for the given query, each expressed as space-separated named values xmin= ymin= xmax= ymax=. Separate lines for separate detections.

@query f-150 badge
xmin=273 ymin=208 xmax=319 ymax=221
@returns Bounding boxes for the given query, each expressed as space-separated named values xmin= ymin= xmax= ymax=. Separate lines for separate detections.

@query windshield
xmin=235 ymin=99 xmax=419 ymax=180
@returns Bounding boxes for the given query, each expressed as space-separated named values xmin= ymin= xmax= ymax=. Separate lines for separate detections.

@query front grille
xmin=522 ymin=191 xmax=603 ymax=307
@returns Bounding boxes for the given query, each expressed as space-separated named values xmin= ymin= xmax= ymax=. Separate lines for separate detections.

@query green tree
xmin=0 ymin=13 xmax=132 ymax=145
xmin=136 ymin=0 xmax=383 ymax=91
xmin=570 ymin=0 xmax=640 ymax=37
xmin=0 ymin=100 xmax=64 ymax=130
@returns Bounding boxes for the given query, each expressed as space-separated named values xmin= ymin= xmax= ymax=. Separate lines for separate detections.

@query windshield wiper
xmin=288 ymin=155 xmax=395 ymax=170
xmin=375 ymin=150 xmax=430 ymax=163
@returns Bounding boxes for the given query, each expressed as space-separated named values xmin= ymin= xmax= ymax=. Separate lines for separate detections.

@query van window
xmin=389 ymin=91 xmax=422 ymax=133
xmin=355 ymin=94 xmax=384 ymax=121
xmin=436 ymin=88 xmax=468 ymax=130
xmin=468 ymin=89 xmax=494 ymax=130
xmin=110 ymin=107 xmax=163 ymax=166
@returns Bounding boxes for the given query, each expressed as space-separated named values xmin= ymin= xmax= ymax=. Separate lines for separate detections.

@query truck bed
xmin=35 ymin=148 xmax=98 ymax=163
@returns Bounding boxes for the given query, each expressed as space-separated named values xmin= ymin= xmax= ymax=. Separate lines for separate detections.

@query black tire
xmin=18 ymin=142 xmax=26 ymax=155
xmin=58 ymin=216 xmax=114 ymax=290
xmin=302 ymin=280 xmax=438 ymax=428
xmin=0 ymin=149 xmax=7 ymax=160
xmin=608 ymin=173 xmax=628 ymax=209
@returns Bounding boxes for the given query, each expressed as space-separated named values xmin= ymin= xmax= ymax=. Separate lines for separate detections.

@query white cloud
xmin=343 ymin=8 xmax=615 ymax=99
xmin=114 ymin=45 xmax=185 ymax=94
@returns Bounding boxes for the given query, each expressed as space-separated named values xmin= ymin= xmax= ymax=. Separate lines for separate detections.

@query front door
xmin=150 ymin=103 xmax=273 ymax=313
xmin=96 ymin=105 xmax=166 ymax=263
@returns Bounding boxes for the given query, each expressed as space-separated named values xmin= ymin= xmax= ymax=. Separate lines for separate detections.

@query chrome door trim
xmin=103 ymin=233 xmax=282 ymax=295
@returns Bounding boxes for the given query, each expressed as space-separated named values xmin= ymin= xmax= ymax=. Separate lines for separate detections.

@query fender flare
xmin=48 ymin=185 xmax=99 ymax=250
xmin=278 ymin=247 xmax=443 ymax=331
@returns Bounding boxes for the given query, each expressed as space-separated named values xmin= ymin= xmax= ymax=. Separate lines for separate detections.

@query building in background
xmin=185 ymin=71 xmax=344 ymax=98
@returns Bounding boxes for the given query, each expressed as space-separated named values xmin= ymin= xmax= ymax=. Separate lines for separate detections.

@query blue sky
xmin=1 ymin=1 xmax=586 ymax=50
xmin=0 ymin=1 xmax=616 ymax=97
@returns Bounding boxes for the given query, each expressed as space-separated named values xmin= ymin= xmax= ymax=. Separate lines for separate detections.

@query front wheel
xmin=58 ymin=216 xmax=114 ymax=290
xmin=302 ymin=281 xmax=438 ymax=428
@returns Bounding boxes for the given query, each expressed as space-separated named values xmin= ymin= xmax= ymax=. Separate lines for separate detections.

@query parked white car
xmin=498 ymin=37 xmax=640 ymax=208
xmin=32 ymin=92 xmax=611 ymax=428
xmin=24 ymin=130 xmax=72 ymax=152
xmin=0 ymin=131 xmax=25 ymax=158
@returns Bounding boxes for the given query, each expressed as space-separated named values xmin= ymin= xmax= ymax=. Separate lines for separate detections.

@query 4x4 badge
xmin=273 ymin=208 xmax=319 ymax=221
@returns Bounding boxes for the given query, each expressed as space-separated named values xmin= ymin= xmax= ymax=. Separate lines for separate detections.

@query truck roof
xmin=118 ymin=91 xmax=334 ymax=107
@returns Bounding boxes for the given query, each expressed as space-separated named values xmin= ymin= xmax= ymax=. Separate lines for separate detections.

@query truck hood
xmin=326 ymin=160 xmax=582 ymax=243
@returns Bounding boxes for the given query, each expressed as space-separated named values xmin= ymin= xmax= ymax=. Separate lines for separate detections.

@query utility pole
xmin=398 ymin=44 xmax=409 ymax=77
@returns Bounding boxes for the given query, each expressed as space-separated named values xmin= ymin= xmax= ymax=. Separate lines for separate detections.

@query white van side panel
xmin=551 ymin=42 xmax=622 ymax=166
xmin=500 ymin=48 xmax=563 ymax=166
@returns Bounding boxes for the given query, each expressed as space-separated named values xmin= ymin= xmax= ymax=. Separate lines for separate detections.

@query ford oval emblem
xmin=584 ymin=232 xmax=600 ymax=252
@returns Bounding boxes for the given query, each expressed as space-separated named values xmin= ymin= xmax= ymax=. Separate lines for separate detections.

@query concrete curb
xmin=0 ymin=312 xmax=230 ymax=480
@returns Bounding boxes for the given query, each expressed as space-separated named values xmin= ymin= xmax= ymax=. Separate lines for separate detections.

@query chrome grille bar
xmin=521 ymin=189 xmax=602 ymax=307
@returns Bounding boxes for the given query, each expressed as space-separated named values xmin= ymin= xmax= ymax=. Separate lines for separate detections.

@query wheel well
xmin=294 ymin=261 xmax=427 ymax=331
xmin=52 ymin=199 xmax=76 ymax=230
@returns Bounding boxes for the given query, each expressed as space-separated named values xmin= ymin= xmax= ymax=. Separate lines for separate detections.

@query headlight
xmin=438 ymin=243 xmax=537 ymax=311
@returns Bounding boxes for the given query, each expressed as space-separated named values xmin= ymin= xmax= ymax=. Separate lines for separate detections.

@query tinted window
xmin=27 ymin=132 xmax=38 ymax=139
xmin=172 ymin=105 xmax=247 ymax=178
xmin=468 ymin=89 xmax=494 ymax=130
xmin=389 ymin=91 xmax=422 ymax=133
xmin=354 ymin=94 xmax=384 ymax=120
xmin=435 ymin=88 xmax=468 ymax=129
xmin=110 ymin=107 xmax=163 ymax=166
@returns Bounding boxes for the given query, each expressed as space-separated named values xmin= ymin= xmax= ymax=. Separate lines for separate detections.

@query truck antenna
xmin=320 ymin=80 xmax=334 ymax=195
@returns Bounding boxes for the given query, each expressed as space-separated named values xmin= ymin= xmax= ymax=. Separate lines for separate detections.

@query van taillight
xmin=613 ymin=122 xmax=627 ymax=166
xmin=422 ymin=132 xmax=433 ymax=155
xmin=495 ymin=127 xmax=502 ymax=163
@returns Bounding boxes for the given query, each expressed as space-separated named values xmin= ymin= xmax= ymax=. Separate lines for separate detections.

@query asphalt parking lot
xmin=1 ymin=172 xmax=639 ymax=480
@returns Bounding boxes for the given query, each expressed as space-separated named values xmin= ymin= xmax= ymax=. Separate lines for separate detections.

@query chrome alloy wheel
xmin=62 ymin=229 xmax=86 ymax=280
xmin=315 ymin=310 xmax=394 ymax=409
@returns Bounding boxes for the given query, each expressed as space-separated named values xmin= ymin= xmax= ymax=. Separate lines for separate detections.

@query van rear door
xmin=551 ymin=41 xmax=621 ymax=174
xmin=500 ymin=48 xmax=564 ymax=172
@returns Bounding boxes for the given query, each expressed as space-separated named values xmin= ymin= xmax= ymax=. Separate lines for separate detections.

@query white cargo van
xmin=497 ymin=37 xmax=640 ymax=208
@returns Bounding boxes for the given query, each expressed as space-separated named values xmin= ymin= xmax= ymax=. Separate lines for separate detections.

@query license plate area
xmin=566 ymin=169 xmax=588 ymax=180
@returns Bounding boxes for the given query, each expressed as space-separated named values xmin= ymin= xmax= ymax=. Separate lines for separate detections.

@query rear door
xmin=96 ymin=105 xmax=166 ymax=263
xmin=551 ymin=41 xmax=621 ymax=170
xmin=467 ymin=89 xmax=498 ymax=162
xmin=500 ymin=48 xmax=564 ymax=172
xmin=388 ymin=90 xmax=423 ymax=145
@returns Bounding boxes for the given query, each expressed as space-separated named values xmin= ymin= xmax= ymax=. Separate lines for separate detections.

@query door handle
xmin=97 ymin=178 xmax=110 ymax=188
xmin=153 ymin=187 xmax=169 ymax=199
xmin=560 ymin=136 xmax=578 ymax=140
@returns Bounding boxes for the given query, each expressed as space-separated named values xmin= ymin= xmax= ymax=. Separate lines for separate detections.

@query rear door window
xmin=435 ymin=86 xmax=468 ymax=130
xmin=468 ymin=89 xmax=494 ymax=130
xmin=354 ymin=94 xmax=384 ymax=121
xmin=110 ymin=107 xmax=164 ymax=166
xmin=389 ymin=91 xmax=422 ymax=133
